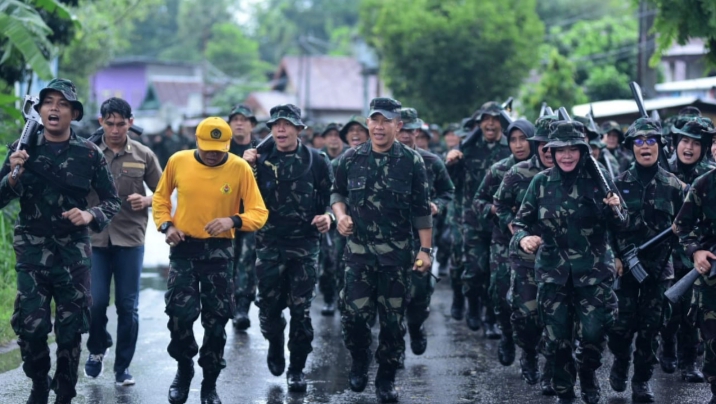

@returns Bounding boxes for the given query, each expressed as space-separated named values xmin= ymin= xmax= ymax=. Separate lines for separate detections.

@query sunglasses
xmin=633 ymin=137 xmax=658 ymax=147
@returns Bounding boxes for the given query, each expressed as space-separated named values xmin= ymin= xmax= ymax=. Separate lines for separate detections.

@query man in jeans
xmin=85 ymin=97 xmax=163 ymax=385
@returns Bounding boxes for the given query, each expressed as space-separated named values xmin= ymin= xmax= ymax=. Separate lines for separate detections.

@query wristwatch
xmin=419 ymin=247 xmax=434 ymax=255
xmin=160 ymin=221 xmax=173 ymax=234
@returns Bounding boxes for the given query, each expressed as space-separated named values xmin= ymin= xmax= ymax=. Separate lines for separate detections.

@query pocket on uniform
xmin=117 ymin=167 xmax=144 ymax=197
xmin=348 ymin=175 xmax=366 ymax=206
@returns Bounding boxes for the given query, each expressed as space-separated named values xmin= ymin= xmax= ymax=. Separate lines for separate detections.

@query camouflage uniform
xmin=449 ymin=102 xmax=511 ymax=330
xmin=1 ymin=117 xmax=120 ymax=399
xmin=331 ymin=138 xmax=432 ymax=369
xmin=674 ymin=168 xmax=716 ymax=398
xmin=608 ymin=119 xmax=684 ymax=392
xmin=663 ymin=119 xmax=716 ymax=378
xmin=512 ymin=122 xmax=628 ymax=399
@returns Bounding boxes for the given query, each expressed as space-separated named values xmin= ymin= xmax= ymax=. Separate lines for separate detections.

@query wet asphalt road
xmin=0 ymin=228 xmax=712 ymax=403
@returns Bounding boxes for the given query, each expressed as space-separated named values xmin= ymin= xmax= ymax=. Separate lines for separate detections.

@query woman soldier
xmin=494 ymin=114 xmax=556 ymax=394
xmin=606 ymin=118 xmax=685 ymax=403
xmin=512 ymin=121 xmax=628 ymax=404
xmin=473 ymin=119 xmax=534 ymax=364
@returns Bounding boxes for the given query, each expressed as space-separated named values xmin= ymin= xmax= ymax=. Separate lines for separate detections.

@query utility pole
xmin=637 ymin=0 xmax=658 ymax=98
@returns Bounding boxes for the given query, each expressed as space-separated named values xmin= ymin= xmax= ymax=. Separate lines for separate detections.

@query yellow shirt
xmin=152 ymin=150 xmax=268 ymax=238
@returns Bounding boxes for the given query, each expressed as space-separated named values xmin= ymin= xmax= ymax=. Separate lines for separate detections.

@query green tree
xmin=359 ymin=0 xmax=544 ymax=124
xmin=643 ymin=0 xmax=716 ymax=66
xmin=583 ymin=65 xmax=633 ymax=101
xmin=522 ymin=47 xmax=587 ymax=121
xmin=205 ymin=22 xmax=270 ymax=79
xmin=121 ymin=0 xmax=180 ymax=58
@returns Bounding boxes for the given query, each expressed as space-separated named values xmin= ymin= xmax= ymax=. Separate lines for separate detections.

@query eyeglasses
xmin=633 ymin=137 xmax=658 ymax=147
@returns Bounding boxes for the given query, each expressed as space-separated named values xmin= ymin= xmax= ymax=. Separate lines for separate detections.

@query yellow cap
xmin=196 ymin=117 xmax=231 ymax=152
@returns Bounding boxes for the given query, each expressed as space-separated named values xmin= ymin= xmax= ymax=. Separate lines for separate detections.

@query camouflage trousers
xmin=661 ymin=265 xmax=700 ymax=367
xmin=538 ymin=280 xmax=617 ymax=395
xmin=12 ymin=261 xmax=91 ymax=399
xmin=407 ymin=269 xmax=436 ymax=326
xmin=462 ymin=228 xmax=493 ymax=322
xmin=489 ymin=239 xmax=512 ymax=334
xmin=255 ymin=247 xmax=318 ymax=365
xmin=510 ymin=259 xmax=542 ymax=353
xmin=448 ymin=221 xmax=465 ymax=294
xmin=165 ymin=238 xmax=235 ymax=372
xmin=341 ymin=263 xmax=411 ymax=368
xmin=334 ymin=235 xmax=347 ymax=304
xmin=434 ymin=210 xmax=451 ymax=269
xmin=232 ymin=231 xmax=257 ymax=302
xmin=607 ymin=275 xmax=669 ymax=382
xmin=318 ymin=230 xmax=338 ymax=304
xmin=697 ymin=276 xmax=716 ymax=382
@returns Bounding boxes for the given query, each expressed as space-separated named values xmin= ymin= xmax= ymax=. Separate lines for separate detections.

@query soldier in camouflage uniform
xmin=575 ymin=116 xmax=620 ymax=180
xmin=661 ymin=117 xmax=716 ymax=382
xmin=226 ymin=104 xmax=259 ymax=331
xmin=243 ymin=104 xmax=334 ymax=392
xmin=607 ymin=118 xmax=685 ymax=403
xmin=0 ymin=79 xmax=121 ymax=404
xmin=494 ymin=115 xmax=556 ymax=394
xmin=474 ymin=118 xmax=534 ymax=366
xmin=601 ymin=121 xmax=634 ymax=173
xmin=512 ymin=121 xmax=628 ymax=404
xmin=398 ymin=108 xmax=455 ymax=358
xmin=154 ymin=117 xmax=268 ymax=404
xmin=674 ymin=162 xmax=716 ymax=404
xmin=332 ymin=97 xmax=432 ymax=403
xmin=446 ymin=102 xmax=511 ymax=336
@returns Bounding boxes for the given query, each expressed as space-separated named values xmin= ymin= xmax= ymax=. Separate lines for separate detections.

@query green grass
xmin=0 ymin=144 xmax=18 ymax=346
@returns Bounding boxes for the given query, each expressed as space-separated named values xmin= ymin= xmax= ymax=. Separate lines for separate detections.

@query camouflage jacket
xmin=473 ymin=155 xmax=518 ymax=243
xmin=255 ymin=142 xmax=333 ymax=255
xmin=495 ymin=154 xmax=547 ymax=263
xmin=331 ymin=140 xmax=432 ymax=266
xmin=450 ymin=130 xmax=510 ymax=230
xmin=611 ymin=146 xmax=634 ymax=173
xmin=675 ymin=168 xmax=716 ymax=258
xmin=0 ymin=131 xmax=120 ymax=265
xmin=613 ymin=165 xmax=685 ymax=279
xmin=417 ymin=147 xmax=455 ymax=214
xmin=512 ymin=163 xmax=629 ymax=287
xmin=668 ymin=158 xmax=715 ymax=186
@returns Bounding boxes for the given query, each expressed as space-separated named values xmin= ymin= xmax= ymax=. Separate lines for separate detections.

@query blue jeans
xmin=87 ymin=245 xmax=143 ymax=373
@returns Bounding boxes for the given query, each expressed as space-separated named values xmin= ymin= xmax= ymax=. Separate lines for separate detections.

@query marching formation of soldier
xmin=3 ymin=77 xmax=716 ymax=404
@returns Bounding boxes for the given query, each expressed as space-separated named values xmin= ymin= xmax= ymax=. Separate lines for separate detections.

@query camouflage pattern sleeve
xmin=316 ymin=152 xmax=335 ymax=213
xmin=411 ymin=151 xmax=432 ymax=229
xmin=675 ymin=172 xmax=711 ymax=257
xmin=473 ymin=163 xmax=499 ymax=228
xmin=0 ymin=150 xmax=23 ymax=208
xmin=235 ymin=158 xmax=268 ymax=232
xmin=511 ymin=173 xmax=542 ymax=248
xmin=329 ymin=151 xmax=349 ymax=207
xmin=494 ymin=167 xmax=518 ymax=235
xmin=86 ymin=150 xmax=121 ymax=233
xmin=430 ymin=157 xmax=454 ymax=214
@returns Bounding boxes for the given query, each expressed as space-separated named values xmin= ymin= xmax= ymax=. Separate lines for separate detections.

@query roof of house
xmin=245 ymin=91 xmax=298 ymax=120
xmin=655 ymin=76 xmax=716 ymax=92
xmin=573 ymin=96 xmax=716 ymax=119
xmin=273 ymin=56 xmax=389 ymax=112
xmin=664 ymin=38 xmax=707 ymax=57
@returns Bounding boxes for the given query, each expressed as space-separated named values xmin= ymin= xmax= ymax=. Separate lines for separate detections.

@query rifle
xmin=664 ymin=248 xmax=716 ymax=303
xmin=587 ymin=105 xmax=616 ymax=180
xmin=11 ymin=96 xmax=43 ymax=180
xmin=499 ymin=97 xmax=515 ymax=129
xmin=545 ymin=106 xmax=555 ymax=116
xmin=613 ymin=227 xmax=674 ymax=290
xmin=539 ymin=102 xmax=547 ymax=118
xmin=630 ymin=81 xmax=670 ymax=170
xmin=558 ymin=107 xmax=627 ymax=223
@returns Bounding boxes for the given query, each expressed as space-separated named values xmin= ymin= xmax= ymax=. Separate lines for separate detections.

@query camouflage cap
xmin=369 ymin=97 xmax=402 ymax=119
xmin=400 ymin=107 xmax=421 ymax=130
xmin=533 ymin=115 xmax=557 ymax=143
xmin=416 ymin=119 xmax=432 ymax=140
xmin=624 ymin=118 xmax=662 ymax=148
xmin=672 ymin=114 xmax=714 ymax=132
xmin=600 ymin=120 xmax=624 ymax=138
xmin=671 ymin=120 xmax=716 ymax=141
xmin=472 ymin=101 xmax=502 ymax=123
xmin=429 ymin=123 xmax=441 ymax=132
xmin=455 ymin=117 xmax=475 ymax=138
xmin=320 ymin=122 xmax=341 ymax=137
xmin=678 ymin=106 xmax=701 ymax=116
xmin=574 ymin=116 xmax=600 ymax=142
xmin=36 ymin=78 xmax=84 ymax=121
xmin=442 ymin=122 xmax=460 ymax=136
xmin=266 ymin=104 xmax=306 ymax=129
xmin=339 ymin=115 xmax=368 ymax=144
xmin=228 ymin=104 xmax=257 ymax=125
xmin=543 ymin=121 xmax=590 ymax=152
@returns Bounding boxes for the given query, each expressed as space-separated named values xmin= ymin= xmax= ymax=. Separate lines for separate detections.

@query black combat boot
xmin=579 ymin=369 xmax=601 ymax=404
xmin=375 ymin=365 xmax=399 ymax=403
xmin=267 ymin=335 xmax=286 ymax=376
xmin=631 ymin=380 xmax=655 ymax=403
xmin=681 ymin=361 xmax=704 ymax=383
xmin=408 ymin=323 xmax=428 ymax=355
xmin=349 ymin=349 xmax=372 ymax=392
xmin=497 ymin=332 xmax=515 ymax=366
xmin=321 ymin=299 xmax=336 ymax=316
xmin=519 ymin=350 xmax=540 ymax=385
xmin=609 ymin=358 xmax=629 ymax=393
xmin=168 ymin=361 xmax=195 ymax=404
xmin=556 ymin=388 xmax=576 ymax=404
xmin=200 ymin=370 xmax=222 ymax=404
xmin=232 ymin=297 xmax=251 ymax=330
xmin=26 ymin=375 xmax=51 ymax=404
xmin=53 ymin=396 xmax=72 ymax=404
xmin=451 ymin=288 xmax=465 ymax=320
xmin=659 ymin=335 xmax=677 ymax=373
xmin=709 ymin=381 xmax=716 ymax=404
xmin=286 ymin=353 xmax=308 ymax=392
xmin=540 ymin=355 xmax=556 ymax=396
xmin=466 ymin=294 xmax=482 ymax=331
xmin=483 ymin=307 xmax=501 ymax=339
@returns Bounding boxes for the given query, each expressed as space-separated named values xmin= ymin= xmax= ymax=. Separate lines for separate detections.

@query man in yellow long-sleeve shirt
xmin=152 ymin=117 xmax=268 ymax=404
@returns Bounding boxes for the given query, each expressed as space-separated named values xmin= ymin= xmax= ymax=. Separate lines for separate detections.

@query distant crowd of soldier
xmin=4 ymin=77 xmax=716 ymax=404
